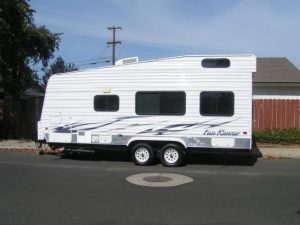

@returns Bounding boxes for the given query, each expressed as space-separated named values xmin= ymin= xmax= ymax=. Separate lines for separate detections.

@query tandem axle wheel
xmin=130 ymin=142 xmax=185 ymax=167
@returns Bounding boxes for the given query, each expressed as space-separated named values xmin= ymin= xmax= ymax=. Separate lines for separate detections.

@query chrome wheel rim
xmin=135 ymin=147 xmax=150 ymax=163
xmin=163 ymin=148 xmax=179 ymax=164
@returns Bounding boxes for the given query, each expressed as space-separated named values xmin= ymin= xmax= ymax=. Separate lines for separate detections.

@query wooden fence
xmin=0 ymin=97 xmax=43 ymax=139
xmin=253 ymin=99 xmax=300 ymax=131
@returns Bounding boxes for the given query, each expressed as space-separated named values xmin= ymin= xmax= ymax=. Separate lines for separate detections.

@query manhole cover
xmin=126 ymin=173 xmax=193 ymax=187
xmin=143 ymin=176 xmax=173 ymax=182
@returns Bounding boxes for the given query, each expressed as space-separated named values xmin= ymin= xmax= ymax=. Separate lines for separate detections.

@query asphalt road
xmin=0 ymin=151 xmax=300 ymax=225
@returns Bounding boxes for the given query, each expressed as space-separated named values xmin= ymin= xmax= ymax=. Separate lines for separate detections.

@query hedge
xmin=254 ymin=129 xmax=300 ymax=144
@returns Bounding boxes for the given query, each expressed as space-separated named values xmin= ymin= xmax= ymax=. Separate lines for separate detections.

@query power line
xmin=94 ymin=45 xmax=110 ymax=62
xmin=107 ymin=26 xmax=122 ymax=65
xmin=72 ymin=57 xmax=110 ymax=65
xmin=76 ymin=58 xmax=111 ymax=67
xmin=118 ymin=43 xmax=135 ymax=59
xmin=68 ymin=45 xmax=111 ymax=68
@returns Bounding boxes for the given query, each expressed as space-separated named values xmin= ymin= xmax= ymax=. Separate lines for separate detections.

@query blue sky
xmin=31 ymin=0 xmax=300 ymax=69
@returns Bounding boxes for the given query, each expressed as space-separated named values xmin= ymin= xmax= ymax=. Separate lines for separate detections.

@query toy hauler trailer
xmin=37 ymin=55 xmax=256 ymax=166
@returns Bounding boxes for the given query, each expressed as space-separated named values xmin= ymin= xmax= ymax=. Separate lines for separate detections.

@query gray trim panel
xmin=48 ymin=133 xmax=251 ymax=150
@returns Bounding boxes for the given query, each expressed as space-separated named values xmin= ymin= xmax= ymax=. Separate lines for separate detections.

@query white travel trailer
xmin=37 ymin=55 xmax=256 ymax=166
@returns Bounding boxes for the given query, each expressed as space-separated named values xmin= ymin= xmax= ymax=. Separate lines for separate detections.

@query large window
xmin=136 ymin=92 xmax=186 ymax=115
xmin=200 ymin=91 xmax=234 ymax=116
xmin=94 ymin=95 xmax=119 ymax=112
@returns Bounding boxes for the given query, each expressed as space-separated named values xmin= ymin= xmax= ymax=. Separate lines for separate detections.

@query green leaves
xmin=254 ymin=129 xmax=300 ymax=144
xmin=24 ymin=25 xmax=61 ymax=66
xmin=0 ymin=0 xmax=61 ymax=137
xmin=0 ymin=0 xmax=60 ymax=96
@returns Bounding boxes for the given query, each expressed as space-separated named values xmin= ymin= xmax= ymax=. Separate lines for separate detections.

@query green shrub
xmin=254 ymin=129 xmax=300 ymax=144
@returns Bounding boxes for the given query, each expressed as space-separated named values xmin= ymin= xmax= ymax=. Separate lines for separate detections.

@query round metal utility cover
xmin=126 ymin=173 xmax=193 ymax=187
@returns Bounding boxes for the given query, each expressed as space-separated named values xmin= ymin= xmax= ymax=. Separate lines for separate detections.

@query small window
xmin=136 ymin=92 xmax=185 ymax=115
xmin=200 ymin=92 xmax=234 ymax=116
xmin=202 ymin=58 xmax=230 ymax=68
xmin=94 ymin=95 xmax=119 ymax=112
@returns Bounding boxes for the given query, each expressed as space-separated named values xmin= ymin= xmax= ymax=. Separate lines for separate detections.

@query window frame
xmin=93 ymin=95 xmax=120 ymax=112
xmin=199 ymin=91 xmax=234 ymax=117
xmin=135 ymin=91 xmax=186 ymax=116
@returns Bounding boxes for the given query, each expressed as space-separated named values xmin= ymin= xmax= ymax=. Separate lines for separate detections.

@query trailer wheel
xmin=159 ymin=144 xmax=184 ymax=167
xmin=131 ymin=143 xmax=154 ymax=166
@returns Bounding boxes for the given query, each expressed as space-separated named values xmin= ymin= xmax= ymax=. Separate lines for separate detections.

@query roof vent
xmin=115 ymin=57 xmax=139 ymax=65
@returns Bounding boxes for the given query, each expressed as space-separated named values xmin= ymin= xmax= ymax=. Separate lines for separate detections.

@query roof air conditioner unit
xmin=115 ymin=57 xmax=139 ymax=65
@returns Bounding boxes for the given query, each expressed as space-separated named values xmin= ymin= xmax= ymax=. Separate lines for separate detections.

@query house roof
xmin=23 ymin=88 xmax=44 ymax=97
xmin=254 ymin=58 xmax=300 ymax=83
xmin=21 ymin=85 xmax=45 ymax=98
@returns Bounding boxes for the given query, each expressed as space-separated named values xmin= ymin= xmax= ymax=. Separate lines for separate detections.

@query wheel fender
xmin=127 ymin=137 xmax=187 ymax=149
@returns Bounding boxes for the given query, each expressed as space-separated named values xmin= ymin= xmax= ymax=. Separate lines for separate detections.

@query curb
xmin=0 ymin=147 xmax=37 ymax=153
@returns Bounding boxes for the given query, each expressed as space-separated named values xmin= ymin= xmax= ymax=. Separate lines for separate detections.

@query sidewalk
xmin=0 ymin=139 xmax=300 ymax=159
xmin=258 ymin=145 xmax=300 ymax=159
xmin=0 ymin=140 xmax=37 ymax=151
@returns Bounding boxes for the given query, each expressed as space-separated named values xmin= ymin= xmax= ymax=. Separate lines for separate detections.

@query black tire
xmin=62 ymin=149 xmax=70 ymax=157
xmin=131 ymin=143 xmax=154 ymax=166
xmin=159 ymin=143 xmax=184 ymax=167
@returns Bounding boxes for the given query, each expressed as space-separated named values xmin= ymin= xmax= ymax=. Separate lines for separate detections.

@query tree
xmin=0 ymin=0 xmax=60 ymax=137
xmin=41 ymin=56 xmax=78 ymax=88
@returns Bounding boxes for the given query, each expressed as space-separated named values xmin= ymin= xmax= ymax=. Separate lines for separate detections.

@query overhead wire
xmin=68 ymin=45 xmax=111 ymax=68
xmin=119 ymin=43 xmax=138 ymax=58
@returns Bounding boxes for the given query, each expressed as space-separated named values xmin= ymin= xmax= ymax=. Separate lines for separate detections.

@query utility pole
xmin=107 ymin=26 xmax=122 ymax=65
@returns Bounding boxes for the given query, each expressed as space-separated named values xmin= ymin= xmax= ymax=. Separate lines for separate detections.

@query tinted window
xmin=136 ymin=92 xmax=185 ymax=115
xmin=94 ymin=95 xmax=119 ymax=112
xmin=200 ymin=92 xmax=234 ymax=116
xmin=202 ymin=58 xmax=230 ymax=68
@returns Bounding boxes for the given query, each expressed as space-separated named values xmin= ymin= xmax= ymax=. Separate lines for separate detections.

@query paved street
xmin=0 ymin=151 xmax=300 ymax=225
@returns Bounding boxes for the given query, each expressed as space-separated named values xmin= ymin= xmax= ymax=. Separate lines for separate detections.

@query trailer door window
xmin=94 ymin=95 xmax=119 ymax=112
xmin=200 ymin=92 xmax=234 ymax=116
xmin=136 ymin=92 xmax=185 ymax=115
